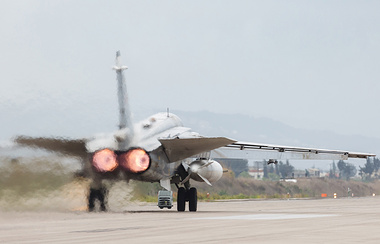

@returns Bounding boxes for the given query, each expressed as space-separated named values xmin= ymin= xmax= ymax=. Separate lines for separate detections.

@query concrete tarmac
xmin=1 ymin=197 xmax=379 ymax=243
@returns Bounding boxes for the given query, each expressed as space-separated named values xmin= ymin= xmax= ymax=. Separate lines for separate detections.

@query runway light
xmin=373 ymin=193 xmax=376 ymax=197
xmin=334 ymin=193 xmax=337 ymax=199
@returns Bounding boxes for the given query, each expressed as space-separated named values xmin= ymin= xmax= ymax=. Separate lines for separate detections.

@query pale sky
xmin=1 ymin=0 xmax=380 ymax=141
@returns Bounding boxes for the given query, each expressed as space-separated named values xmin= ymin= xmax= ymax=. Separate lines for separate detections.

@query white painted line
xmin=192 ymin=214 xmax=338 ymax=220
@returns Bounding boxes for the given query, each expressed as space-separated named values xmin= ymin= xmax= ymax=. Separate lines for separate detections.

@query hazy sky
xmin=1 ymin=1 xmax=380 ymax=140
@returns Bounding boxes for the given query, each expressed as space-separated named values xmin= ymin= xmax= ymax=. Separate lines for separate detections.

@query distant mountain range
xmin=172 ymin=110 xmax=380 ymax=170
xmin=2 ymin=109 xmax=378 ymax=171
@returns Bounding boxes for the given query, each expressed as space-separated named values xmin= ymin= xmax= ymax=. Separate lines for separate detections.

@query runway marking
xmin=71 ymin=227 xmax=141 ymax=233
xmin=192 ymin=214 xmax=338 ymax=220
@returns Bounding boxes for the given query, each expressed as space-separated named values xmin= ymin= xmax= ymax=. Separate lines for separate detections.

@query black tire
xmin=188 ymin=187 xmax=197 ymax=212
xmin=88 ymin=188 xmax=96 ymax=212
xmin=88 ymin=187 xmax=108 ymax=212
xmin=177 ymin=187 xmax=186 ymax=212
xmin=99 ymin=187 xmax=107 ymax=212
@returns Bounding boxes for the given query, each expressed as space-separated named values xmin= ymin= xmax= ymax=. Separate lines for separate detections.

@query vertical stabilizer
xmin=113 ymin=51 xmax=134 ymax=149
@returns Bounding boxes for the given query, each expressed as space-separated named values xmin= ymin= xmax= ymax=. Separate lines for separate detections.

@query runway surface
xmin=1 ymin=197 xmax=379 ymax=243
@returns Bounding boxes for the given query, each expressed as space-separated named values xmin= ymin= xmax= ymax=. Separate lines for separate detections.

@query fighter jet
xmin=14 ymin=51 xmax=375 ymax=212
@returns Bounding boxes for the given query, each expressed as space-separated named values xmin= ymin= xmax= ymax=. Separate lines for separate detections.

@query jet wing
xmin=159 ymin=137 xmax=236 ymax=162
xmin=221 ymin=141 xmax=375 ymax=160
xmin=14 ymin=136 xmax=87 ymax=158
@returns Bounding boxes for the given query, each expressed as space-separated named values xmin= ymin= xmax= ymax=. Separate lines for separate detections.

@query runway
xmin=1 ymin=197 xmax=379 ymax=243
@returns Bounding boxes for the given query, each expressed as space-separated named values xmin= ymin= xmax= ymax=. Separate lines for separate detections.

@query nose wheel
xmin=177 ymin=187 xmax=197 ymax=212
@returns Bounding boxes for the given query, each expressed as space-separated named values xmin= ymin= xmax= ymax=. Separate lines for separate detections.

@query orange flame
xmin=92 ymin=149 xmax=118 ymax=172
xmin=118 ymin=148 xmax=150 ymax=173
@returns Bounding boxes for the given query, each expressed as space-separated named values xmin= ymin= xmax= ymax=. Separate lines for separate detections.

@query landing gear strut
xmin=175 ymin=163 xmax=198 ymax=212
xmin=88 ymin=186 xmax=108 ymax=212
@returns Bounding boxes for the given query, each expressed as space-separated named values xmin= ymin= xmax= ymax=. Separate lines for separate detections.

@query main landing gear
xmin=175 ymin=163 xmax=198 ymax=212
xmin=88 ymin=187 xmax=108 ymax=212
xmin=88 ymin=178 xmax=108 ymax=212
xmin=177 ymin=186 xmax=197 ymax=212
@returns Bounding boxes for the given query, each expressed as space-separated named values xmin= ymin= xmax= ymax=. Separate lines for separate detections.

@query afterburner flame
xmin=118 ymin=148 xmax=150 ymax=173
xmin=92 ymin=149 xmax=118 ymax=172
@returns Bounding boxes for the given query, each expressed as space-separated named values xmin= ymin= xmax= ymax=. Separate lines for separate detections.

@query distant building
xmin=248 ymin=168 xmax=264 ymax=179
xmin=247 ymin=164 xmax=324 ymax=180
xmin=293 ymin=168 xmax=322 ymax=178
xmin=308 ymin=168 xmax=321 ymax=177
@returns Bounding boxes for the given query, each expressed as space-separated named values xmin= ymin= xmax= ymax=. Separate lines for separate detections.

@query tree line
xmin=329 ymin=158 xmax=380 ymax=181
xmin=359 ymin=157 xmax=380 ymax=181
xmin=220 ymin=157 xmax=380 ymax=181
xmin=263 ymin=160 xmax=294 ymax=180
